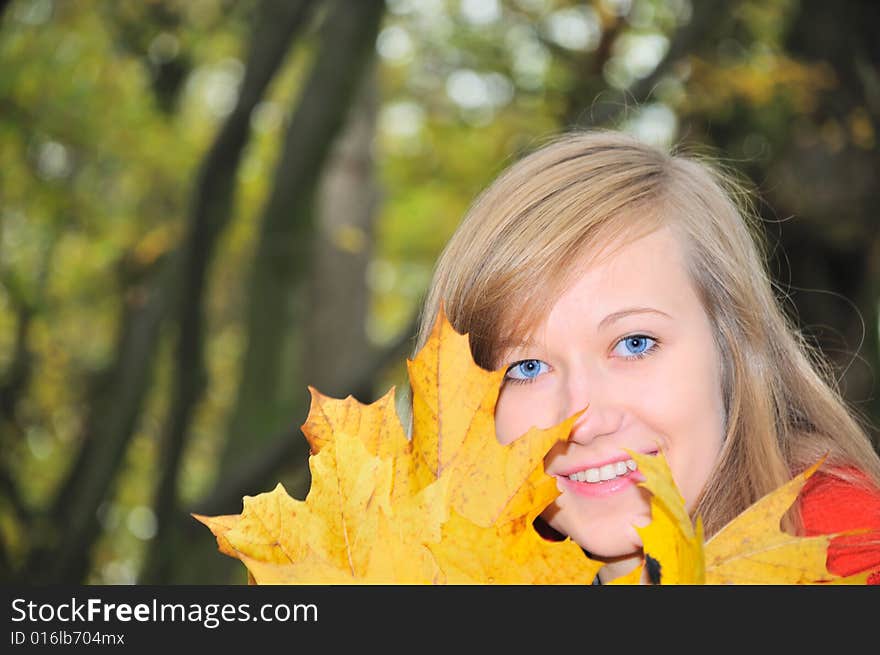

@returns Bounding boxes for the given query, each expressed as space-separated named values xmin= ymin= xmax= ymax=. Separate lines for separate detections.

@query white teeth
xmin=599 ymin=464 xmax=616 ymax=481
xmin=568 ymin=458 xmax=638 ymax=483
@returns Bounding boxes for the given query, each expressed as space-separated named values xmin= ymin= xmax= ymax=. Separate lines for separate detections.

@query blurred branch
xmin=305 ymin=65 xmax=381 ymax=400
xmin=0 ymin=230 xmax=55 ymax=431
xmin=0 ymin=292 xmax=33 ymax=423
xmin=25 ymin=259 xmax=174 ymax=583
xmin=0 ymin=466 xmax=28 ymax=581
xmin=0 ymin=541 xmax=9 ymax=583
xmin=0 ymin=256 xmax=44 ymax=581
xmin=0 ymin=465 xmax=29 ymax=525
xmin=138 ymin=0 xmax=319 ymax=585
xmin=156 ymin=5 xmax=389 ymax=578
xmin=217 ymin=0 xmax=386 ymax=474
xmin=100 ymin=1 xmax=192 ymax=114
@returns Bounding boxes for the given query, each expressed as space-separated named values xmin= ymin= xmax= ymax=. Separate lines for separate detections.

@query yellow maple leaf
xmin=629 ymin=449 xmax=706 ymax=584
xmin=301 ymin=388 xmax=416 ymax=502
xmin=196 ymin=433 xmax=445 ymax=584
xmin=430 ymin=510 xmax=599 ymax=584
xmin=608 ymin=451 xmax=870 ymax=584
xmin=195 ymin=306 xmax=603 ymax=584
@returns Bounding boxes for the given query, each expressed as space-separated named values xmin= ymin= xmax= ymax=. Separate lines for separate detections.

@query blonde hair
xmin=413 ymin=129 xmax=880 ymax=537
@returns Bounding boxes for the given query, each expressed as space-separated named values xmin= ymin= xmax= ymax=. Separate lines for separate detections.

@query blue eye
xmin=613 ymin=335 xmax=657 ymax=358
xmin=505 ymin=359 xmax=548 ymax=383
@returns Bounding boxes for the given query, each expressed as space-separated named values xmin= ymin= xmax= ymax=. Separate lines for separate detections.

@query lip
xmin=555 ymin=449 xmax=658 ymax=478
xmin=557 ymin=472 xmax=642 ymax=498
xmin=553 ymin=449 xmax=657 ymax=499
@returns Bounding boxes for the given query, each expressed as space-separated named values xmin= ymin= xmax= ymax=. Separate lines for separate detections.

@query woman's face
xmin=494 ymin=226 xmax=725 ymax=576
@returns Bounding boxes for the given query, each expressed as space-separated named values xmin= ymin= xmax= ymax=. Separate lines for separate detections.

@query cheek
xmin=648 ymin=333 xmax=724 ymax=427
xmin=494 ymin=387 xmax=557 ymax=445
xmin=494 ymin=390 xmax=527 ymax=445
xmin=658 ymin=350 xmax=725 ymax=502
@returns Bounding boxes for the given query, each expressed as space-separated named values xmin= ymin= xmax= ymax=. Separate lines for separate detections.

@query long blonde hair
xmin=413 ymin=129 xmax=880 ymax=537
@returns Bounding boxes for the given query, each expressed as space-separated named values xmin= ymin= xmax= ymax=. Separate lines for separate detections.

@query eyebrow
xmin=597 ymin=307 xmax=672 ymax=330
xmin=495 ymin=307 xmax=672 ymax=353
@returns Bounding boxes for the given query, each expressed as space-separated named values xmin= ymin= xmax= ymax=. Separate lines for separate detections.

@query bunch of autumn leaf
xmin=196 ymin=310 xmax=867 ymax=585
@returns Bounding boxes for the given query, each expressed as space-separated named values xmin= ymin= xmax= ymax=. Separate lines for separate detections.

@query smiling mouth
xmin=567 ymin=459 xmax=637 ymax=483
xmin=564 ymin=451 xmax=657 ymax=484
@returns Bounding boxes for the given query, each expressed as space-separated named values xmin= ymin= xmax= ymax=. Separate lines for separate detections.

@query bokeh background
xmin=1 ymin=0 xmax=878 ymax=585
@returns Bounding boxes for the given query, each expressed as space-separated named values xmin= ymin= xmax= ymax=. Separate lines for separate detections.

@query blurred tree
xmin=18 ymin=0 xmax=322 ymax=585
xmin=144 ymin=0 xmax=389 ymax=585
xmin=1 ymin=0 xmax=209 ymax=583
xmin=139 ymin=0 xmax=325 ymax=585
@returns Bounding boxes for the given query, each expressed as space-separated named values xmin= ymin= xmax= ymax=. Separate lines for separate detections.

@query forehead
xmin=494 ymin=226 xmax=696 ymax=349
xmin=566 ymin=226 xmax=691 ymax=301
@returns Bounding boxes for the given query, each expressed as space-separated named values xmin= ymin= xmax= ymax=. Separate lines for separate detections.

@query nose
xmin=563 ymin=374 xmax=623 ymax=446
xmin=568 ymin=405 xmax=623 ymax=445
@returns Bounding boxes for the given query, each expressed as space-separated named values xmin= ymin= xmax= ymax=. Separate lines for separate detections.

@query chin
xmin=547 ymin=513 xmax=646 ymax=560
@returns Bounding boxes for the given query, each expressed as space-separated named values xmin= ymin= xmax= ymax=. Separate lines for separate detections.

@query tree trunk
xmin=26 ymin=256 xmax=173 ymax=583
xmin=138 ymin=0 xmax=318 ymax=585
xmin=305 ymin=66 xmax=380 ymax=400
xmin=218 ymin=0 xmax=386 ymax=483
xmin=156 ymin=0 xmax=386 ymax=584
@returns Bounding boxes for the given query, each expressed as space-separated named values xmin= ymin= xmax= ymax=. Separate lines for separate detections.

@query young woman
xmin=411 ymin=129 xmax=880 ymax=583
